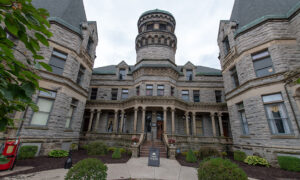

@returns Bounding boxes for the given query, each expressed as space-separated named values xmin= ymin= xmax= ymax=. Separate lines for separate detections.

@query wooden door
xmin=157 ymin=121 xmax=163 ymax=140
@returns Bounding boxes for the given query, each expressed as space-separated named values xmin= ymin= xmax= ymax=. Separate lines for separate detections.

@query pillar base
xmin=131 ymin=145 xmax=139 ymax=158
xmin=169 ymin=146 xmax=176 ymax=160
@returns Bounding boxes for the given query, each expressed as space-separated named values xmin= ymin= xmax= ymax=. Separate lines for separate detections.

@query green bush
xmin=277 ymin=156 xmax=300 ymax=172
xmin=234 ymin=150 xmax=247 ymax=162
xmin=221 ymin=152 xmax=228 ymax=157
xmin=186 ymin=149 xmax=197 ymax=163
xmin=65 ymin=158 xmax=107 ymax=180
xmin=86 ymin=141 xmax=108 ymax=155
xmin=182 ymin=151 xmax=187 ymax=156
xmin=198 ymin=158 xmax=248 ymax=180
xmin=126 ymin=149 xmax=132 ymax=157
xmin=108 ymin=147 xmax=116 ymax=152
xmin=48 ymin=150 xmax=69 ymax=158
xmin=18 ymin=145 xmax=38 ymax=160
xmin=112 ymin=148 xmax=121 ymax=159
xmin=244 ymin=156 xmax=269 ymax=167
xmin=120 ymin=148 xmax=126 ymax=154
xmin=197 ymin=147 xmax=220 ymax=160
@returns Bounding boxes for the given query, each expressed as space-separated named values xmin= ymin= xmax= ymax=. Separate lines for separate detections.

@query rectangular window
xmin=263 ymin=93 xmax=292 ymax=134
xmin=186 ymin=69 xmax=193 ymax=81
xmin=157 ymin=85 xmax=164 ymax=96
xmin=119 ymin=69 xmax=126 ymax=80
xmin=48 ymin=49 xmax=67 ymax=75
xmin=215 ymin=90 xmax=222 ymax=103
xmin=146 ymin=24 xmax=154 ymax=31
xmin=223 ymin=36 xmax=230 ymax=56
xmin=86 ymin=38 xmax=93 ymax=56
xmin=65 ymin=99 xmax=78 ymax=129
xmin=111 ymin=88 xmax=118 ymax=100
xmin=252 ymin=50 xmax=274 ymax=77
xmin=182 ymin=90 xmax=189 ymax=101
xmin=171 ymin=86 xmax=175 ymax=96
xmin=90 ymin=88 xmax=98 ymax=100
xmin=136 ymin=86 xmax=140 ymax=96
xmin=196 ymin=116 xmax=203 ymax=136
xmin=159 ymin=24 xmax=166 ymax=30
xmin=230 ymin=66 xmax=239 ymax=88
xmin=237 ymin=102 xmax=249 ymax=135
xmin=193 ymin=90 xmax=200 ymax=102
xmin=76 ymin=64 xmax=85 ymax=84
xmin=146 ymin=85 xmax=153 ymax=96
xmin=31 ymin=90 xmax=56 ymax=126
xmin=121 ymin=89 xmax=129 ymax=99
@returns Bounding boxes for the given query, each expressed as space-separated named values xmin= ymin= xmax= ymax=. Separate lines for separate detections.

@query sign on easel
xmin=148 ymin=147 xmax=160 ymax=167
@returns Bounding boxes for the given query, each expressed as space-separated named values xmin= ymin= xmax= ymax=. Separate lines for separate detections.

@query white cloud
xmin=83 ymin=0 xmax=234 ymax=69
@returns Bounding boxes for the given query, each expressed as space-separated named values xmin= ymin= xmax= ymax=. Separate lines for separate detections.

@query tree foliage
xmin=0 ymin=0 xmax=52 ymax=131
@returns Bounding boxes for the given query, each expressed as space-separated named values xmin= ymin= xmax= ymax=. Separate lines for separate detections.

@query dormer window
xmin=119 ymin=69 xmax=126 ymax=80
xmin=186 ymin=69 xmax=193 ymax=81
xmin=146 ymin=24 xmax=154 ymax=31
xmin=223 ymin=36 xmax=230 ymax=56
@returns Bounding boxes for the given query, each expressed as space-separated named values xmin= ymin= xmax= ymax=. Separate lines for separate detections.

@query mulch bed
xmin=0 ymin=149 xmax=131 ymax=178
xmin=176 ymin=154 xmax=300 ymax=180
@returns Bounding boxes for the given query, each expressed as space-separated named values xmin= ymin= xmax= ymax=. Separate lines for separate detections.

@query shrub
xmin=112 ymin=148 xmax=121 ymax=159
xmin=221 ymin=152 xmax=228 ymax=158
xmin=198 ymin=158 xmax=247 ymax=180
xmin=71 ymin=143 xmax=77 ymax=151
xmin=197 ymin=147 xmax=220 ymax=160
xmin=126 ymin=149 xmax=132 ymax=157
xmin=18 ymin=145 xmax=38 ymax=160
xmin=120 ymin=148 xmax=126 ymax=154
xmin=108 ymin=147 xmax=116 ymax=152
xmin=234 ymin=150 xmax=247 ymax=162
xmin=65 ymin=158 xmax=107 ymax=180
xmin=182 ymin=151 xmax=187 ymax=157
xmin=48 ymin=150 xmax=68 ymax=158
xmin=277 ymin=156 xmax=300 ymax=172
xmin=86 ymin=141 xmax=108 ymax=155
xmin=244 ymin=156 xmax=269 ymax=167
xmin=186 ymin=149 xmax=197 ymax=163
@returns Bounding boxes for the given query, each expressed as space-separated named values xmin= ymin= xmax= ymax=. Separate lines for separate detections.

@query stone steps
xmin=140 ymin=141 xmax=167 ymax=158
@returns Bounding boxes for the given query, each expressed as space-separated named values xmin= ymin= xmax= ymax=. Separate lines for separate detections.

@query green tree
xmin=0 ymin=0 xmax=52 ymax=131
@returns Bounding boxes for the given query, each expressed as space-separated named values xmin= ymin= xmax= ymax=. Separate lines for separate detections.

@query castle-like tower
xmin=135 ymin=9 xmax=177 ymax=64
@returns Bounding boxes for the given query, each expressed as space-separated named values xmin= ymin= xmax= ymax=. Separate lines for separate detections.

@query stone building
xmin=2 ymin=0 xmax=98 ymax=155
xmin=218 ymin=0 xmax=300 ymax=164
xmin=81 ymin=9 xmax=232 ymax=157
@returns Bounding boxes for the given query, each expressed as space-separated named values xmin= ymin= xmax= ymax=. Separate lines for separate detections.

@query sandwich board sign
xmin=148 ymin=147 xmax=160 ymax=167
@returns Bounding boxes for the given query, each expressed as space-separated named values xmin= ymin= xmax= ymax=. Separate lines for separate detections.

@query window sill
xmin=271 ymin=135 xmax=298 ymax=139
xmin=64 ymin=129 xmax=73 ymax=132
xmin=240 ymin=135 xmax=251 ymax=138
xmin=24 ymin=126 xmax=49 ymax=130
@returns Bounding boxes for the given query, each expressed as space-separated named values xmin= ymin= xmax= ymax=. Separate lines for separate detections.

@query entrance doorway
xmin=157 ymin=121 xmax=163 ymax=140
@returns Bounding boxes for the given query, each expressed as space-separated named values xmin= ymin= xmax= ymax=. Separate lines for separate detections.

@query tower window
xmin=237 ymin=102 xmax=249 ymax=135
xmin=230 ymin=66 xmax=239 ymax=88
xmin=136 ymin=86 xmax=140 ymax=96
xmin=159 ymin=24 xmax=166 ymax=30
xmin=90 ymin=88 xmax=98 ymax=100
xmin=111 ymin=88 xmax=118 ymax=100
xmin=48 ymin=49 xmax=67 ymax=75
xmin=146 ymin=85 xmax=153 ymax=96
xmin=87 ymin=38 xmax=93 ymax=56
xmin=146 ymin=24 xmax=154 ymax=31
xmin=76 ymin=64 xmax=85 ymax=85
xmin=252 ymin=50 xmax=274 ymax=77
xmin=171 ymin=86 xmax=175 ymax=96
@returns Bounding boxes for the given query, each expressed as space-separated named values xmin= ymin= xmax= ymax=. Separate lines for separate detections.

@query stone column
xmin=185 ymin=112 xmax=190 ymax=135
xmin=171 ymin=108 xmax=175 ymax=135
xmin=133 ymin=108 xmax=138 ymax=133
xmin=210 ymin=112 xmax=216 ymax=137
xmin=94 ymin=110 xmax=101 ymax=132
xmin=163 ymin=107 xmax=167 ymax=133
xmin=152 ymin=111 xmax=157 ymax=139
xmin=113 ymin=109 xmax=118 ymax=133
xmin=141 ymin=107 xmax=146 ymax=133
xmin=119 ymin=110 xmax=125 ymax=133
xmin=192 ymin=112 xmax=196 ymax=136
xmin=218 ymin=113 xmax=224 ymax=136
xmin=88 ymin=109 xmax=94 ymax=132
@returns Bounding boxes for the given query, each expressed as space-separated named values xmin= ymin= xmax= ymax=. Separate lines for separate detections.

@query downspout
xmin=284 ymin=82 xmax=300 ymax=133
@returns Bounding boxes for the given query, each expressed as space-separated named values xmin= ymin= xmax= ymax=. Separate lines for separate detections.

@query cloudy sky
xmin=83 ymin=0 xmax=235 ymax=69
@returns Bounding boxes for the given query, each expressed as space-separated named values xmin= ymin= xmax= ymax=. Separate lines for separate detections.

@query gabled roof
xmin=32 ymin=0 xmax=87 ymax=33
xmin=230 ymin=0 xmax=300 ymax=30
xmin=93 ymin=63 xmax=222 ymax=76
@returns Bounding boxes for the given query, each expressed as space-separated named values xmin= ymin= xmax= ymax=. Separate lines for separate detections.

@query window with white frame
xmin=252 ymin=50 xmax=274 ymax=77
xmin=237 ymin=102 xmax=249 ymax=135
xmin=31 ymin=90 xmax=56 ymax=126
xmin=48 ymin=49 xmax=67 ymax=75
xmin=146 ymin=85 xmax=153 ymax=96
xmin=262 ymin=93 xmax=292 ymax=134
xmin=121 ymin=89 xmax=128 ymax=99
xmin=157 ymin=85 xmax=164 ymax=96
xmin=65 ymin=99 xmax=78 ymax=129
xmin=182 ymin=90 xmax=189 ymax=101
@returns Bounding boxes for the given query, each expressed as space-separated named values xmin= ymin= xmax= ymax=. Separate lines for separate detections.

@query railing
xmin=137 ymin=133 xmax=146 ymax=157
xmin=162 ymin=133 xmax=170 ymax=158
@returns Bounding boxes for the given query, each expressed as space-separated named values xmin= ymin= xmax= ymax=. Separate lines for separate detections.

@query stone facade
xmin=218 ymin=1 xmax=300 ymax=165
